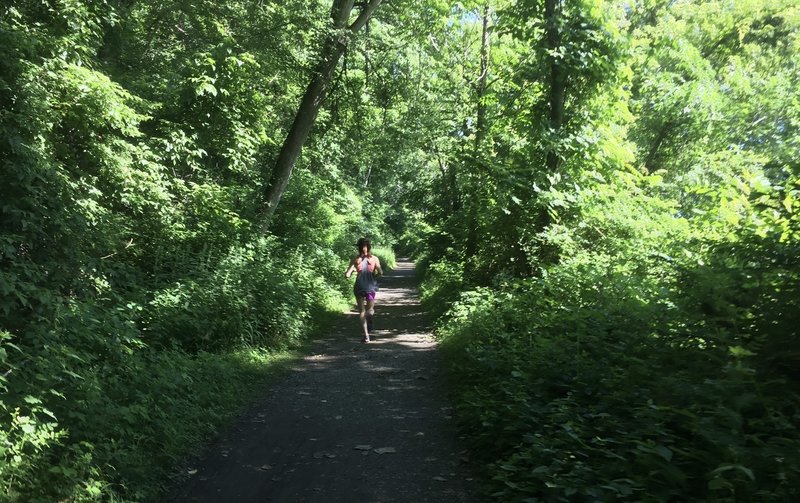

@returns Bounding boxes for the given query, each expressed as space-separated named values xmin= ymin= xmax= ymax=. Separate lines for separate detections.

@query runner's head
xmin=356 ymin=237 xmax=371 ymax=256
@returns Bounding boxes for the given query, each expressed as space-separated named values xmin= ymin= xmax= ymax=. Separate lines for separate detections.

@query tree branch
xmin=350 ymin=0 xmax=383 ymax=32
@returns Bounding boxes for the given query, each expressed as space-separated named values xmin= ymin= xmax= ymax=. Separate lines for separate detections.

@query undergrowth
xmin=1 ymin=343 xmax=297 ymax=502
xmin=431 ymin=242 xmax=800 ymax=501
xmin=372 ymin=246 xmax=397 ymax=270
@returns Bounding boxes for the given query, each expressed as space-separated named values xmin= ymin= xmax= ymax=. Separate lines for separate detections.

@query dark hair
xmin=356 ymin=237 xmax=371 ymax=253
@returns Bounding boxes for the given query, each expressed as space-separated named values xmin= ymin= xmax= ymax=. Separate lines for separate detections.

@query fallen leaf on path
xmin=373 ymin=447 xmax=397 ymax=454
xmin=187 ymin=469 xmax=198 ymax=475
xmin=432 ymin=476 xmax=447 ymax=481
xmin=354 ymin=445 xmax=372 ymax=451
xmin=297 ymin=391 xmax=311 ymax=395
xmin=259 ymin=464 xmax=273 ymax=471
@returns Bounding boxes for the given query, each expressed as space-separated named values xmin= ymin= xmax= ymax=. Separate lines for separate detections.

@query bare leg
xmin=366 ymin=299 xmax=375 ymax=333
xmin=356 ymin=295 xmax=369 ymax=341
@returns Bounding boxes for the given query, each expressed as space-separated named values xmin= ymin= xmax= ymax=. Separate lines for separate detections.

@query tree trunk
xmin=432 ymin=143 xmax=458 ymax=214
xmin=539 ymin=0 xmax=566 ymax=237
xmin=545 ymin=0 xmax=566 ymax=175
xmin=464 ymin=4 xmax=492 ymax=261
xmin=260 ymin=0 xmax=383 ymax=232
xmin=474 ymin=3 xmax=491 ymax=152
xmin=643 ymin=119 xmax=673 ymax=173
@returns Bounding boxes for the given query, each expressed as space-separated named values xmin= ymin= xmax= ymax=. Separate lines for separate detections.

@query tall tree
xmin=474 ymin=3 xmax=492 ymax=151
xmin=544 ymin=0 xmax=565 ymax=174
xmin=260 ymin=0 xmax=383 ymax=230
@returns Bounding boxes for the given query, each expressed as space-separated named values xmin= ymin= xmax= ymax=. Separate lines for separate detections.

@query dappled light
xmin=2 ymin=0 xmax=798 ymax=501
xmin=167 ymin=260 xmax=471 ymax=502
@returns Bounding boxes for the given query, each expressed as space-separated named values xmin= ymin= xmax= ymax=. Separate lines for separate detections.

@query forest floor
xmin=164 ymin=259 xmax=476 ymax=502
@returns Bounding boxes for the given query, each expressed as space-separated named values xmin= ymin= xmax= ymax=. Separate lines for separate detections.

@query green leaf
xmin=708 ymin=477 xmax=730 ymax=490
xmin=655 ymin=445 xmax=673 ymax=462
xmin=196 ymin=82 xmax=218 ymax=97
xmin=783 ymin=191 xmax=795 ymax=213
xmin=710 ymin=464 xmax=755 ymax=481
xmin=531 ymin=465 xmax=549 ymax=475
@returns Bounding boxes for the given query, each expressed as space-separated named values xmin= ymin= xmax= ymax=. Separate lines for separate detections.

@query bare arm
xmin=345 ymin=258 xmax=356 ymax=278
xmin=375 ymin=257 xmax=383 ymax=277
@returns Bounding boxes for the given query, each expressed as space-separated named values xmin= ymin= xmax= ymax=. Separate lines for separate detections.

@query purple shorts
xmin=358 ymin=291 xmax=376 ymax=301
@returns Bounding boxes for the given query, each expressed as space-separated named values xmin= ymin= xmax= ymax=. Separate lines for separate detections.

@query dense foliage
xmin=0 ymin=0 xmax=400 ymax=500
xmin=412 ymin=0 xmax=800 ymax=501
xmin=2 ymin=0 xmax=799 ymax=501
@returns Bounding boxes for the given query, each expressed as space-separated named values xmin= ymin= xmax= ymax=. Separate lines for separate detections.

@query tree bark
xmin=260 ymin=0 xmax=383 ymax=232
xmin=432 ymin=142 xmax=458 ymax=214
xmin=545 ymin=0 xmax=566 ymax=175
xmin=643 ymin=119 xmax=673 ymax=173
xmin=474 ymin=4 xmax=491 ymax=152
xmin=536 ymin=0 xmax=566 ymax=239
xmin=464 ymin=5 xmax=492 ymax=261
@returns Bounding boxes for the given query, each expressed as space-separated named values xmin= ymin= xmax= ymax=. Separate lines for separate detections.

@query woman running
xmin=345 ymin=238 xmax=383 ymax=342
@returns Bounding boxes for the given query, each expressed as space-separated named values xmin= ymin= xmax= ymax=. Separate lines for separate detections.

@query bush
xmin=437 ymin=251 xmax=800 ymax=501
xmin=0 ymin=333 xmax=291 ymax=502
xmin=429 ymin=168 xmax=800 ymax=501
xmin=371 ymin=246 xmax=397 ymax=270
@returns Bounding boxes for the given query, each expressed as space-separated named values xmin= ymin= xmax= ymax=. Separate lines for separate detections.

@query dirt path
xmin=167 ymin=259 xmax=475 ymax=502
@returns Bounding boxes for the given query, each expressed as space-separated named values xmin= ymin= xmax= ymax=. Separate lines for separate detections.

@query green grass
xmin=1 ymin=346 xmax=299 ymax=503
xmin=1 ymin=305 xmax=355 ymax=503
xmin=122 ymin=347 xmax=298 ymax=501
xmin=372 ymin=247 xmax=397 ymax=271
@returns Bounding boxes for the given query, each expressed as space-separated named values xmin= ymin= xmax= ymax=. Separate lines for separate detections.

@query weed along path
xmin=168 ymin=259 xmax=474 ymax=502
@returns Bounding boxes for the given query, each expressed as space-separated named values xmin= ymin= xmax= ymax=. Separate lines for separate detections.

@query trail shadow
xmin=166 ymin=259 xmax=474 ymax=503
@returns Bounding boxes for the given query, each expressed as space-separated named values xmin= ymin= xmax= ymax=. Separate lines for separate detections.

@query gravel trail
xmin=167 ymin=259 xmax=475 ymax=502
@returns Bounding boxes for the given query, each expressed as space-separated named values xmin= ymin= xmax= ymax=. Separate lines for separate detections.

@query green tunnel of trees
xmin=1 ymin=0 xmax=799 ymax=501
